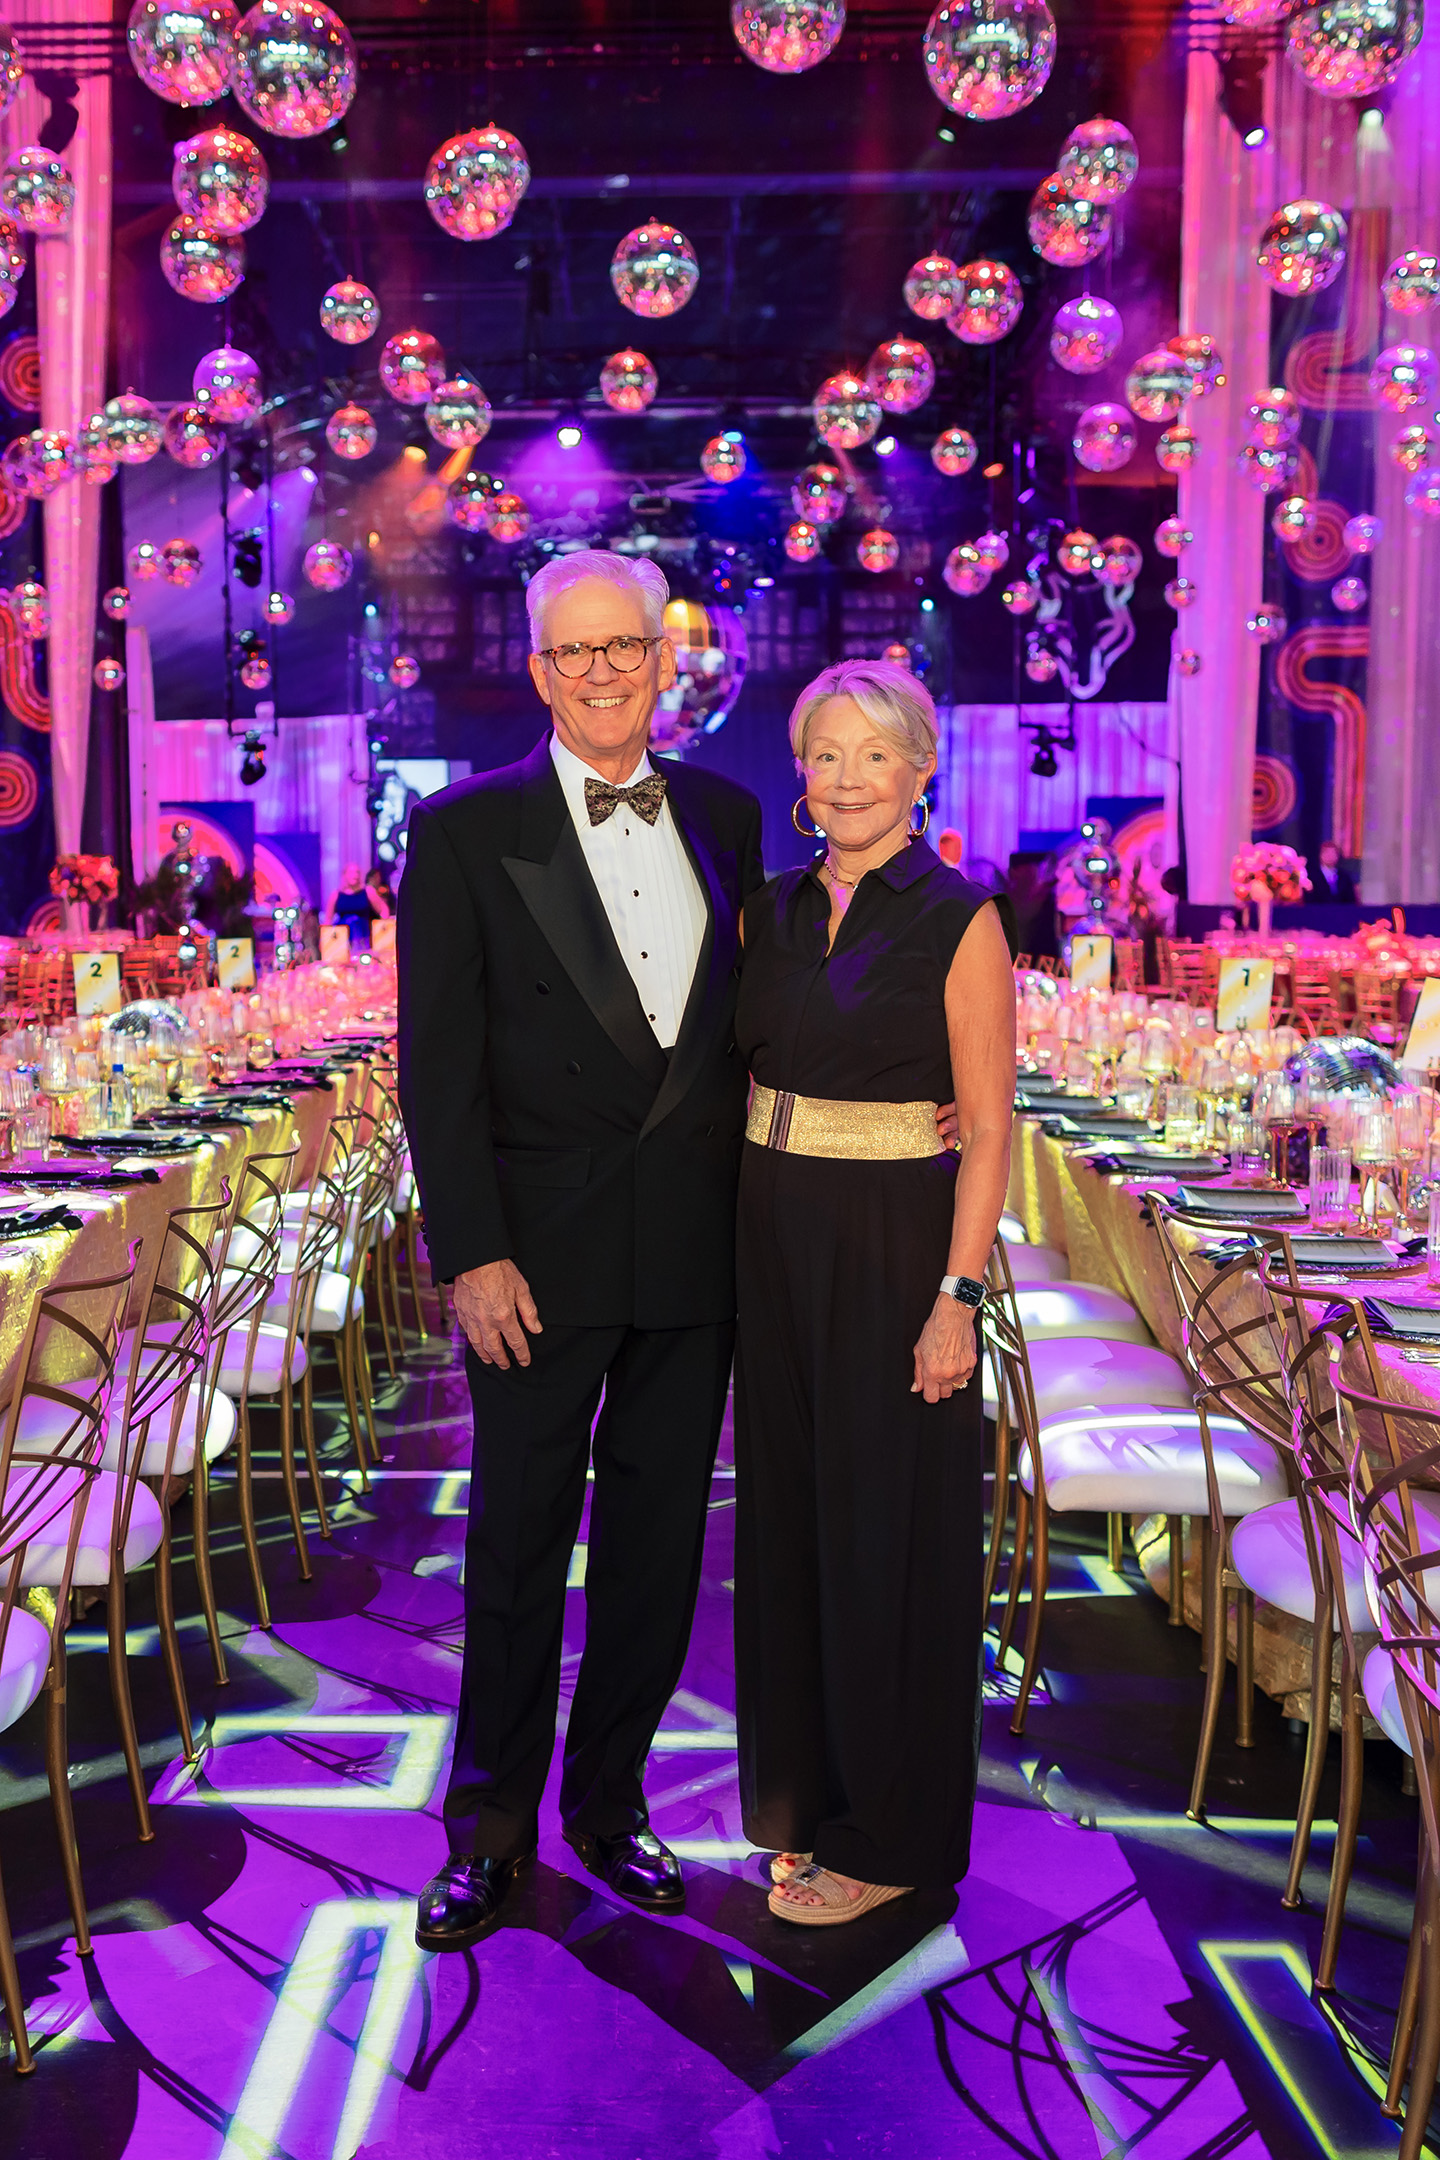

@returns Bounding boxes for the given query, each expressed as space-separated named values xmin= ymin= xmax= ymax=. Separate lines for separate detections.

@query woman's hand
xmin=911 ymin=1296 xmax=978 ymax=1402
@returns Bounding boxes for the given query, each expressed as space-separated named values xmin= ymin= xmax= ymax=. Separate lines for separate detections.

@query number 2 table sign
xmin=72 ymin=951 xmax=122 ymax=1017
xmin=217 ymin=937 xmax=256 ymax=990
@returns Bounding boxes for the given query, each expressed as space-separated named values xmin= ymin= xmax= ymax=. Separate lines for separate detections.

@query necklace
xmin=822 ymin=829 xmax=913 ymax=891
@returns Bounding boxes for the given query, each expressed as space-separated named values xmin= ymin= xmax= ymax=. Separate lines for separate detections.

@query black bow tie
xmin=583 ymin=773 xmax=668 ymax=828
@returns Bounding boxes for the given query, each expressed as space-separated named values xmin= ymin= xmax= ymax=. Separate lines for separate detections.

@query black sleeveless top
xmin=736 ymin=839 xmax=999 ymax=1105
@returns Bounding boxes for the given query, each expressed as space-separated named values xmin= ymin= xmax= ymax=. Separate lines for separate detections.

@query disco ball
xmin=904 ymin=254 xmax=964 ymax=321
xmin=0 ymin=209 xmax=23 ymax=290
xmin=1 ymin=148 xmax=73 ymax=233
xmin=161 ymin=216 xmax=245 ymax=303
xmin=240 ymin=653 xmax=271 ymax=689
xmin=128 ymin=0 xmax=238 ymax=103
xmin=1369 ymin=341 xmax=1438 ymax=412
xmin=922 ymin=0 xmax=1057 ymax=121
xmin=389 ymin=654 xmax=421 ymax=688
xmin=1058 ymin=528 xmax=1099 ymax=576
xmin=931 ymin=425 xmax=979 ymax=475
xmin=163 ymin=403 xmax=225 ymax=468
xmin=1027 ymin=174 xmax=1111 ymax=267
xmin=1237 ymin=440 xmax=1302 ymax=493
xmin=1343 ymin=510 xmax=1383 ymax=553
xmin=485 ymin=491 xmax=530 ymax=542
xmin=1176 ymin=649 xmax=1202 ymax=676
xmin=172 ymin=126 xmax=268 ymax=234
xmin=103 ymin=392 xmax=163 ymax=464
xmin=12 ymin=579 xmax=46 ymax=636
xmin=380 ymin=329 xmax=445 ymax=405
xmin=1073 ymin=400 xmax=1136 ymax=472
xmin=1156 ymin=423 xmax=1198 ymax=473
xmin=1124 ymin=347 xmax=1192 ymax=424
xmin=1406 ymin=467 xmax=1440 ymax=518
xmin=77 ymin=414 xmax=117 ymax=486
xmin=1223 ymin=0 xmax=1292 ymax=20
xmin=1095 ymin=534 xmax=1143 ymax=587
xmin=792 ymin=461 xmax=847 ymax=521
xmin=1286 ymin=0 xmax=1423 ymax=100
xmin=425 ymin=378 xmax=492 ymax=449
xmin=320 ymin=276 xmax=379 ymax=344
xmin=975 ymin=528 xmax=1010 ymax=571
xmin=600 ymin=348 xmax=657 ymax=412
xmin=1331 ymin=573 xmax=1367 ymax=610
xmin=1257 ymin=199 xmax=1348 ymax=295
xmin=128 ymin=540 xmax=162 ymax=581
xmin=161 ymin=537 xmax=202 ymax=588
xmin=93 ymin=656 xmax=125 ymax=691
xmin=1154 ymin=514 xmax=1193 ymax=557
xmin=730 ymin=0 xmax=846 ymax=71
xmin=1002 ymin=578 xmax=1040 ymax=613
xmin=1057 ymin=115 xmax=1138 ymax=203
xmin=943 ymin=543 xmax=989 ymax=595
xmin=265 ymin=588 xmax=295 ymax=624
xmin=1286 ymin=1035 xmax=1404 ymax=1094
xmin=652 ymin=596 xmax=747 ymax=753
xmin=813 ymin=370 xmax=881 ymax=450
xmin=866 ymin=335 xmax=935 ymax=413
xmin=785 ymin=518 xmax=823 ymax=561
xmin=231 ymin=0 xmax=357 ymax=137
xmin=303 ymin=538 xmax=352 ymax=590
xmin=701 ymin=433 xmax=747 ymax=483
xmin=858 ymin=527 xmax=899 ymax=573
xmin=1273 ymin=495 xmax=1318 ymax=540
xmin=193 ymin=344 xmax=262 ymax=423
xmin=325 ymin=401 xmax=376 ymax=458
xmin=1392 ymin=423 xmax=1437 ymax=474
xmin=947 ymin=258 xmax=1023 ymax=344
xmin=1168 ymin=331 xmax=1227 ymax=397
xmin=446 ymin=471 xmax=497 ymax=532
xmin=882 ymin=642 xmax=913 ymax=669
xmin=1050 ymin=293 xmax=1123 ymax=374
xmin=1025 ymin=646 xmax=1059 ymax=682
xmin=1382 ymin=249 xmax=1440 ymax=317
xmin=1247 ymin=602 xmax=1289 ymax=643
xmin=1164 ymin=575 xmax=1198 ymax=609
xmin=0 ymin=432 xmax=36 ymax=498
xmin=102 ymin=586 xmax=131 ymax=621
xmin=610 ymin=222 xmax=699 ymax=318
xmin=1247 ymin=385 xmax=1301 ymax=446
xmin=424 ymin=125 xmax=530 ymax=241
xmin=24 ymin=431 xmax=74 ymax=496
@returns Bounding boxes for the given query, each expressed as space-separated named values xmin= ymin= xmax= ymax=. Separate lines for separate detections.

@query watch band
xmin=942 ymin=1273 xmax=986 ymax=1308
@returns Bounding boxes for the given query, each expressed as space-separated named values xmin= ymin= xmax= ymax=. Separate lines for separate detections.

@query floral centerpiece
xmin=49 ymin=852 xmax=120 ymax=929
xmin=1231 ymin=842 xmax=1310 ymax=937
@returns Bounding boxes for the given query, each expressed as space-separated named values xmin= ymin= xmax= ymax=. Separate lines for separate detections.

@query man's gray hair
xmin=525 ymin=549 xmax=670 ymax=651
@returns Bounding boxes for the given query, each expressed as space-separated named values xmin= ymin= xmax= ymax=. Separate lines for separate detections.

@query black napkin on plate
xmin=0 ymin=1164 xmax=162 ymax=1186
xmin=144 ymin=1109 xmax=255 ymax=1131
xmin=61 ymin=1130 xmax=207 ymax=1157
xmin=1286 ymin=1236 xmax=1402 ymax=1273
xmin=1363 ymin=1297 xmax=1440 ymax=1343
xmin=1014 ymin=1074 xmax=1063 ymax=1094
xmin=1052 ymin=1115 xmax=1155 ymax=1139
xmin=1090 ymin=1152 xmax=1226 ymax=1178
xmin=0 ymin=1202 xmax=83 ymax=1239
xmin=1172 ymin=1185 xmax=1309 ymax=1219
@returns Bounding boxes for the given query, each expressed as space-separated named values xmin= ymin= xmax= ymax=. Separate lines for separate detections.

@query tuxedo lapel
xmin=640 ymin=775 xmax=735 ymax=1139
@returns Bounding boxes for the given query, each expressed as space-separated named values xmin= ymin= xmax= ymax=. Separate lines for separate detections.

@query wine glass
xmin=1254 ymin=1076 xmax=1299 ymax=1185
xmin=1355 ymin=1108 xmax=1398 ymax=1222
xmin=1393 ymin=1093 xmax=1429 ymax=1222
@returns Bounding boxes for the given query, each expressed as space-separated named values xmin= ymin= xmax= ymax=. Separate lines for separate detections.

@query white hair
xmin=524 ymin=549 xmax=669 ymax=651
xmin=789 ymin=658 xmax=938 ymax=770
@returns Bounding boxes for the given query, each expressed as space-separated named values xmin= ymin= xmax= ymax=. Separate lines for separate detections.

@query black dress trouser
xmin=444 ymin=1319 xmax=735 ymax=1859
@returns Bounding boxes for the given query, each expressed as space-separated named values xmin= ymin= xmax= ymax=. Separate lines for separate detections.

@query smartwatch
xmin=941 ymin=1274 xmax=986 ymax=1309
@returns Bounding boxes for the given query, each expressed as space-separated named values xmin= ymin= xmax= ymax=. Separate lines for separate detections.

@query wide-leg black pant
xmin=444 ymin=1320 xmax=734 ymax=1860
xmin=734 ymin=1144 xmax=984 ymax=1890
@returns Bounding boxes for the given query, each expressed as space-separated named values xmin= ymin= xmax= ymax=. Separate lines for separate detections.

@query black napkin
xmin=61 ymin=1130 xmax=207 ymax=1157
xmin=0 ymin=1202 xmax=83 ymax=1239
xmin=1172 ymin=1185 xmax=1308 ymax=1219
xmin=1363 ymin=1297 xmax=1440 ymax=1342
xmin=0 ymin=1165 xmax=161 ymax=1186
xmin=1287 ymin=1236 xmax=1401 ymax=1272
xmin=1091 ymin=1152 xmax=1226 ymax=1178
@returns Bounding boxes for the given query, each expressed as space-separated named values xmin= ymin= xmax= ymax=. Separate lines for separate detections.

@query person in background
xmin=329 ymin=862 xmax=380 ymax=946
xmin=365 ymin=866 xmax=395 ymax=919
xmin=1310 ymin=840 xmax=1357 ymax=903
xmin=937 ymin=827 xmax=963 ymax=869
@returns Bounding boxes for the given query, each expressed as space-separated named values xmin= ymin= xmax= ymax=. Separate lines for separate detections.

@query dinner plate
xmin=1173 ymin=1186 xmax=1308 ymax=1219
xmin=1287 ymin=1237 xmax=1407 ymax=1272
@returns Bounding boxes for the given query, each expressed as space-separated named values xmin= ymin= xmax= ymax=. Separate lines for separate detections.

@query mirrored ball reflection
xmin=600 ymin=349 xmax=658 ymax=412
xmin=1256 ymin=198 xmax=1349 ymax=295
xmin=730 ymin=0 xmax=846 ymax=73
xmin=947 ymin=258 xmax=1023 ymax=345
xmin=425 ymin=378 xmax=493 ymax=449
xmin=325 ymin=401 xmax=377 ymax=459
xmin=127 ymin=0 xmax=239 ymax=104
xmin=172 ymin=125 xmax=269 ymax=235
xmin=320 ymin=276 xmax=380 ymax=344
xmin=163 ymin=404 xmax=226 ymax=468
xmin=161 ymin=216 xmax=245 ymax=304
xmin=1073 ymin=402 xmax=1136 ymax=472
xmin=1057 ymin=114 xmax=1138 ymax=203
xmin=230 ymin=0 xmax=357 ymax=138
xmin=1382 ymin=250 xmax=1440 ymax=317
xmin=424 ymin=126 xmax=531 ymax=242
xmin=1 ymin=147 xmax=74 ymax=233
xmin=903 ymin=254 xmax=964 ymax=321
xmin=1027 ymin=175 xmax=1111 ymax=267
xmin=1286 ymin=0 xmax=1423 ymax=100
xmin=866 ymin=335 xmax=935 ymax=413
xmin=380 ymin=330 xmax=446 ymax=406
xmin=813 ymin=371 xmax=882 ymax=450
xmin=922 ymin=0 xmax=1057 ymax=122
xmin=1050 ymin=294 xmax=1122 ymax=375
xmin=610 ymin=222 xmax=700 ymax=319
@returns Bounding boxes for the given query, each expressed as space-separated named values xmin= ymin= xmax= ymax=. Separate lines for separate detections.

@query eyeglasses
xmin=537 ymin=635 xmax=663 ymax=679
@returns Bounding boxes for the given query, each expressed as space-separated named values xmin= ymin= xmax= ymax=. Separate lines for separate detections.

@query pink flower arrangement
xmin=49 ymin=852 xmax=120 ymax=905
xmin=1230 ymin=843 xmax=1311 ymax=905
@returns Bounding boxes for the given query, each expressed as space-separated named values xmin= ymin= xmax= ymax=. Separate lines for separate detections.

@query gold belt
xmin=746 ymin=1084 xmax=942 ymax=1161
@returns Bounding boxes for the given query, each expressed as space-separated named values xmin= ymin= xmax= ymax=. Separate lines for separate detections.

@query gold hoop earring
xmin=910 ymin=798 xmax=931 ymax=838
xmin=792 ymin=795 xmax=822 ymax=839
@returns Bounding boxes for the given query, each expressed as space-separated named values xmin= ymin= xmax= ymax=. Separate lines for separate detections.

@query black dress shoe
xmin=415 ymin=1851 xmax=533 ymax=1951
xmin=564 ymin=1827 xmax=685 ymax=1911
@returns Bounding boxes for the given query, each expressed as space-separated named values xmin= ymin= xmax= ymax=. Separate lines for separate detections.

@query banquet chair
xmin=1354 ymin=971 xmax=1405 ymax=1048
xmin=260 ymin=1147 xmax=372 ymax=1494
xmin=364 ymin=1071 xmax=428 ymax=1349
xmin=1290 ymin=961 xmax=1341 ymax=1037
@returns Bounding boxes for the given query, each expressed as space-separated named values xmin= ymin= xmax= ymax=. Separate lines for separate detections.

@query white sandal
xmin=768 ymin=1850 xmax=812 ymax=1885
xmin=768 ymin=1863 xmax=913 ymax=1927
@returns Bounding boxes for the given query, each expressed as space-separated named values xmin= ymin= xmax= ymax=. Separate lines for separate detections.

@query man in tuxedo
xmin=1310 ymin=839 xmax=1358 ymax=903
xmin=397 ymin=551 xmax=764 ymax=1950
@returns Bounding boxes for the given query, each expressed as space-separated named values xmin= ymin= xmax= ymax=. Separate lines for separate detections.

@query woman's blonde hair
xmin=788 ymin=658 xmax=938 ymax=771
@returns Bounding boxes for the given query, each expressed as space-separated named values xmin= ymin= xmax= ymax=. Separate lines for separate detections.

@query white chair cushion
xmin=1004 ymin=1244 xmax=1071 ymax=1284
xmin=18 ymin=1470 xmax=164 ymax=1587
xmin=985 ymin=1333 xmax=1192 ymax=1419
xmin=1 ymin=1463 xmax=91 ymax=1551
xmin=212 ymin=1320 xmax=306 ymax=1397
xmin=1013 ymin=1282 xmax=1151 ymax=1345
xmin=0 ymin=1606 xmax=50 ymax=1733
xmin=1020 ymin=1407 xmax=1288 ymax=1516
xmin=999 ymin=1213 xmax=1029 ymax=1244
xmin=265 ymin=1269 xmax=362 ymax=1334
xmin=1362 ymin=1644 xmax=1413 ymax=1756
xmin=1230 ymin=1499 xmax=1374 ymax=1633
xmin=396 ymin=1167 xmax=415 ymax=1212
xmin=97 ymin=1386 xmax=236 ymax=1479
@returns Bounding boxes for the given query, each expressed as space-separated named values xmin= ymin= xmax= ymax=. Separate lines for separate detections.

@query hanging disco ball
xmin=172 ymin=126 xmax=268 ymax=234
xmin=1058 ymin=528 xmax=1099 ymax=576
xmin=1176 ymin=649 xmax=1202 ymax=676
xmin=785 ymin=518 xmax=823 ymax=561
xmin=1073 ymin=401 xmax=1136 ymax=472
xmin=866 ymin=335 xmax=935 ymax=413
xmin=1344 ymin=511 xmax=1383 ymax=552
xmin=1247 ymin=386 xmax=1301 ymax=446
xmin=610 ymin=222 xmax=699 ymax=318
xmin=128 ymin=0 xmax=239 ymax=103
xmin=1164 ymin=575 xmax=1198 ymax=609
xmin=931 ymin=425 xmax=978 ymax=475
xmin=943 ymin=542 xmax=990 ymax=595
xmin=600 ymin=348 xmax=658 ymax=412
xmin=1124 ymin=347 xmax=1192 ymax=424
xmin=303 ymin=538 xmax=352 ymax=589
xmin=1002 ymin=577 xmax=1040 ymax=613
xmin=1247 ymin=602 xmax=1289 ymax=643
xmin=161 ymin=537 xmax=203 ymax=588
xmin=1154 ymin=514 xmax=1193 ymax=558
xmin=730 ymin=0 xmax=846 ymax=71
xmin=1027 ymin=175 xmax=1111 ymax=267
xmin=1287 ymin=0 xmax=1423 ymax=99
xmin=0 ymin=23 xmax=22 ymax=118
xmin=1 ymin=147 xmax=72 ymax=233
xmin=93 ymin=656 xmax=125 ymax=691
xmin=1025 ymin=646 xmax=1059 ymax=682
xmin=791 ymin=461 xmax=847 ymax=520
xmin=1168 ymin=331 xmax=1227 ymax=397
xmin=1095 ymin=535 xmax=1143 ymax=588
xmin=164 ymin=404 xmax=225 ymax=468
xmin=922 ymin=0 xmax=1057 ymax=121
xmin=813 ymin=370 xmax=882 ymax=450
xmin=102 ymin=586 xmax=131 ymax=621
xmin=325 ymin=401 xmax=376 ymax=458
xmin=0 ymin=432 xmax=37 ymax=498
xmin=1382 ymin=250 xmax=1440 ymax=317
xmin=128 ymin=540 xmax=162 ymax=581
xmin=1406 ymin=467 xmax=1440 ymax=518
xmin=425 ymin=377 xmax=492 ymax=449
xmin=652 ymin=596 xmax=747 ymax=753
xmin=858 ymin=526 xmax=899 ymax=572
xmin=389 ymin=653 xmax=420 ymax=688
xmin=485 ymin=491 xmax=530 ymax=542
xmin=380 ymin=329 xmax=445 ymax=405
xmin=446 ymin=471 xmax=497 ymax=532
xmin=320 ymin=276 xmax=379 ymax=343
xmin=1392 ymin=423 xmax=1437 ymax=473
xmin=240 ymin=653 xmax=271 ymax=689
xmin=1057 ymin=115 xmax=1139 ymax=203
xmin=1257 ymin=199 xmax=1348 ymax=295
xmin=265 ymin=588 xmax=295 ymax=623
xmin=424 ymin=125 xmax=530 ymax=241
xmin=948 ymin=258 xmax=1022 ymax=344
xmin=1156 ymin=423 xmax=1199 ymax=473
xmin=12 ymin=578 xmax=47 ymax=635
xmin=1237 ymin=440 xmax=1302 ymax=492
xmin=231 ymin=0 xmax=357 ymax=137
xmin=103 ymin=392 xmax=163 ymax=464
xmin=1331 ymin=573 xmax=1367 ymax=610
xmin=1273 ymin=495 xmax=1318 ymax=539
xmin=975 ymin=528 xmax=1010 ymax=571
xmin=903 ymin=254 xmax=964 ymax=321
xmin=1369 ymin=341 xmax=1438 ymax=412
xmin=1050 ymin=293 xmax=1123 ymax=375
xmin=77 ymin=413 xmax=117 ymax=485
xmin=193 ymin=344 xmax=262 ymax=424
xmin=161 ymin=216 xmax=245 ymax=303
xmin=700 ymin=433 xmax=747 ymax=483
xmin=22 ymin=431 xmax=74 ymax=496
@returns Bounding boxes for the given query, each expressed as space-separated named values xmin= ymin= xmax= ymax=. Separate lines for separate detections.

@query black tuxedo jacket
xmin=397 ymin=734 xmax=765 ymax=1328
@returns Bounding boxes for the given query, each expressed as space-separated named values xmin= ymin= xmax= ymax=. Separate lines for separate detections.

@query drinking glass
xmin=1393 ymin=1093 xmax=1429 ymax=1222
xmin=1115 ymin=1077 xmax=1153 ymax=1120
xmin=1309 ymin=1147 xmax=1352 ymax=1229
xmin=1162 ymin=1085 xmax=1202 ymax=1148
xmin=1255 ymin=1076 xmax=1299 ymax=1184
xmin=1429 ymin=1187 xmax=1440 ymax=1288
xmin=15 ymin=1104 xmax=51 ymax=1167
xmin=1229 ymin=1115 xmax=1269 ymax=1182
xmin=1355 ymin=1108 xmax=1398 ymax=1221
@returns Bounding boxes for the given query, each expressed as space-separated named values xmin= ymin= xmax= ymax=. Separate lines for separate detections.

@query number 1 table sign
xmin=1216 ymin=955 xmax=1274 ymax=1034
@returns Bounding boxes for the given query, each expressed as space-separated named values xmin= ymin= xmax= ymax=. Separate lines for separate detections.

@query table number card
xmin=217 ymin=936 xmax=256 ymax=990
xmin=370 ymin=917 xmax=396 ymax=958
xmin=72 ymin=951 xmax=122 ymax=1017
xmin=1216 ymin=955 xmax=1274 ymax=1033
xmin=1402 ymin=976 xmax=1440 ymax=1072
xmin=1069 ymin=934 xmax=1112 ymax=991
xmin=320 ymin=924 xmax=351 ymax=965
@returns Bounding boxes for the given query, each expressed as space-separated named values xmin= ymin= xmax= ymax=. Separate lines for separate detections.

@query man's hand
xmin=453 ymin=1259 xmax=542 ymax=1369
xmin=936 ymin=1100 xmax=960 ymax=1150
xmin=911 ymin=1296 xmax=977 ymax=1403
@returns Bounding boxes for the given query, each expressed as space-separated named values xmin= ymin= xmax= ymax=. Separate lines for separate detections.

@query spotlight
xmin=1030 ymin=742 xmax=1058 ymax=778
xmin=753 ymin=574 xmax=774 ymax=588
xmin=557 ymin=421 xmax=583 ymax=449
xmin=936 ymin=124 xmax=956 ymax=144
xmin=239 ymin=728 xmax=266 ymax=786
xmin=1244 ymin=125 xmax=1268 ymax=148
xmin=919 ymin=596 xmax=936 ymax=612
xmin=1218 ymin=45 xmax=1267 ymax=148
xmin=232 ymin=530 xmax=263 ymax=588
xmin=983 ymin=462 xmax=1004 ymax=479
xmin=875 ymin=435 xmax=897 ymax=458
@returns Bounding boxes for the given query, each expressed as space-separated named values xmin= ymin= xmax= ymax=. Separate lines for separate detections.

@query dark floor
xmin=0 ymin=1285 xmax=1428 ymax=2158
